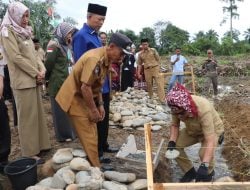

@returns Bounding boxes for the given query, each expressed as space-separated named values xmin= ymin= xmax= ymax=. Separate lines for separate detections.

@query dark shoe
xmin=0 ymin=162 xmax=8 ymax=174
xmin=103 ymin=147 xmax=119 ymax=153
xmin=207 ymin=170 xmax=215 ymax=181
xmin=180 ymin=167 xmax=196 ymax=182
xmin=99 ymin=156 xmax=111 ymax=164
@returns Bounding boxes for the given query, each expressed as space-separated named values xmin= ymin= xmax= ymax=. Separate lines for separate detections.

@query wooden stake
xmin=144 ymin=123 xmax=154 ymax=190
xmin=190 ymin=65 xmax=196 ymax=94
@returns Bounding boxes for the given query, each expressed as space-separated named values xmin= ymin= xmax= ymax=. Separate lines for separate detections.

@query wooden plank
xmin=154 ymin=182 xmax=250 ymax=190
xmin=190 ymin=65 xmax=196 ymax=94
xmin=159 ymin=72 xmax=192 ymax=77
xmin=152 ymin=139 xmax=164 ymax=169
xmin=144 ymin=123 xmax=154 ymax=190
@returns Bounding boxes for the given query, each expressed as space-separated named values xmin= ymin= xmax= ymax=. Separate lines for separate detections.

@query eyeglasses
xmin=207 ymin=52 xmax=212 ymax=54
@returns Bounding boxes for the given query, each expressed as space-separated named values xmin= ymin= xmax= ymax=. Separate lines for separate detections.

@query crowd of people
xmin=0 ymin=1 xmax=223 ymax=183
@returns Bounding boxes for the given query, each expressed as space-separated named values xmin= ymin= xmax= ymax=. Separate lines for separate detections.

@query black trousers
xmin=0 ymin=98 xmax=11 ymax=163
xmin=97 ymin=93 xmax=110 ymax=157
xmin=3 ymin=66 xmax=12 ymax=100
xmin=121 ymin=70 xmax=134 ymax=92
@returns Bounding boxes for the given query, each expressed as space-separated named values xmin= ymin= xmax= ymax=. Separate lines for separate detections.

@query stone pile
xmin=109 ymin=87 xmax=171 ymax=131
xmin=26 ymin=148 xmax=147 ymax=190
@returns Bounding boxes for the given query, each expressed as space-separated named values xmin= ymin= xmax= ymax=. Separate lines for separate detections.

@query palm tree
xmin=220 ymin=0 xmax=244 ymax=39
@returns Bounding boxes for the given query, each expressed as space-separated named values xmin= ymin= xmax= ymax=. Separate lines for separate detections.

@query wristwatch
xmin=201 ymin=162 xmax=209 ymax=167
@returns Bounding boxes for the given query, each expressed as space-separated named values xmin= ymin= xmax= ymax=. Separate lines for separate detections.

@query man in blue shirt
xmin=73 ymin=3 xmax=106 ymax=61
xmin=168 ymin=47 xmax=188 ymax=91
xmin=73 ymin=4 xmax=118 ymax=164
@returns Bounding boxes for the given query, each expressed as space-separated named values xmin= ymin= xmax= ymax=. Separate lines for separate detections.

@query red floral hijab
xmin=166 ymin=83 xmax=198 ymax=117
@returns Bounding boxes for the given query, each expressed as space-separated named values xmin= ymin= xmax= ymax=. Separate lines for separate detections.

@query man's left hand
xmin=195 ymin=163 xmax=211 ymax=182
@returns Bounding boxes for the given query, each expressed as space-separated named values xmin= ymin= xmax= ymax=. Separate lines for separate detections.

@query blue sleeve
xmin=73 ymin=33 xmax=87 ymax=62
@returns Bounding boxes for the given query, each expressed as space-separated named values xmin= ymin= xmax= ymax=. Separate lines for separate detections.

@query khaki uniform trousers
xmin=13 ymin=87 xmax=51 ymax=157
xmin=144 ymin=66 xmax=165 ymax=102
xmin=176 ymin=128 xmax=218 ymax=174
xmin=70 ymin=115 xmax=100 ymax=167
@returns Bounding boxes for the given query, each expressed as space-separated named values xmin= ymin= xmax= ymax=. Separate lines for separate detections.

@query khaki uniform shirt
xmin=56 ymin=47 xmax=109 ymax=116
xmin=137 ymin=48 xmax=160 ymax=68
xmin=0 ymin=27 xmax=45 ymax=89
xmin=36 ymin=47 xmax=45 ymax=63
xmin=171 ymin=95 xmax=224 ymax=137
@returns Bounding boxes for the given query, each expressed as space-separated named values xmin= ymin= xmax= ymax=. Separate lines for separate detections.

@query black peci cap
xmin=141 ymin=38 xmax=149 ymax=43
xmin=109 ymin=32 xmax=132 ymax=54
xmin=87 ymin=3 xmax=107 ymax=16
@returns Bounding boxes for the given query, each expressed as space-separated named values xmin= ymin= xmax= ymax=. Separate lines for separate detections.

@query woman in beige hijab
xmin=0 ymin=2 xmax=51 ymax=163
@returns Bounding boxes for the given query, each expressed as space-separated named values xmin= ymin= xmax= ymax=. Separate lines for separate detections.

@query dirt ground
xmin=1 ymin=76 xmax=250 ymax=189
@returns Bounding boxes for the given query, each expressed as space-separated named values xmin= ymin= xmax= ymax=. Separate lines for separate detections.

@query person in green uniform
xmin=166 ymin=83 xmax=224 ymax=182
xmin=45 ymin=22 xmax=77 ymax=142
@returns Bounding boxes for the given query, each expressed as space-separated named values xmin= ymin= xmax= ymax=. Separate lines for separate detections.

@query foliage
xmin=63 ymin=17 xmax=78 ymax=26
xmin=21 ymin=0 xmax=58 ymax=47
xmin=0 ymin=0 xmax=7 ymax=20
xmin=139 ymin=27 xmax=156 ymax=48
xmin=220 ymin=36 xmax=234 ymax=55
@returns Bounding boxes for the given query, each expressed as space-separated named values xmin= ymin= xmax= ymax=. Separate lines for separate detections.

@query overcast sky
xmin=55 ymin=0 xmax=250 ymax=40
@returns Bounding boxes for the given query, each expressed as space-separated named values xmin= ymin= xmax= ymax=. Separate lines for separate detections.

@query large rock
xmin=128 ymin=179 xmax=147 ymax=190
xmin=121 ymin=110 xmax=133 ymax=116
xmin=37 ymin=177 xmax=53 ymax=188
xmin=70 ymin=158 xmax=91 ymax=171
xmin=26 ymin=186 xmax=61 ymax=190
xmin=72 ymin=148 xmax=87 ymax=158
xmin=113 ymin=112 xmax=122 ymax=122
xmin=102 ymin=181 xmax=128 ymax=190
xmin=50 ymin=173 xmax=67 ymax=189
xmin=75 ymin=171 xmax=91 ymax=184
xmin=104 ymin=171 xmax=136 ymax=183
xmin=52 ymin=148 xmax=73 ymax=164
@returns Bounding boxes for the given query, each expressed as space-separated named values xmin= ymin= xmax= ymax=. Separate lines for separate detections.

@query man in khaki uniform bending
xmin=137 ymin=38 xmax=165 ymax=103
xmin=56 ymin=33 xmax=131 ymax=167
xmin=166 ymin=83 xmax=224 ymax=182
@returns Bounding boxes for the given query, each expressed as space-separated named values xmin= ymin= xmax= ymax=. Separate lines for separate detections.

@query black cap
xmin=32 ymin=38 xmax=39 ymax=43
xmin=87 ymin=3 xmax=107 ymax=16
xmin=109 ymin=32 xmax=132 ymax=54
xmin=141 ymin=38 xmax=149 ymax=43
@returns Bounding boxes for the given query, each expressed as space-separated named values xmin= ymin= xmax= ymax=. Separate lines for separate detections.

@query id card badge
xmin=68 ymin=66 xmax=73 ymax=74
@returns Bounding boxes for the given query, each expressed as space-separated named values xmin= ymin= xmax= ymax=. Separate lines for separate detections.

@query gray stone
xmin=70 ymin=158 xmax=91 ymax=171
xmin=102 ymin=181 xmax=128 ymax=190
xmin=52 ymin=148 xmax=73 ymax=164
xmin=128 ymin=179 xmax=147 ymax=190
xmin=51 ymin=173 xmax=67 ymax=189
xmin=72 ymin=149 xmax=87 ymax=158
xmin=104 ymin=171 xmax=136 ymax=183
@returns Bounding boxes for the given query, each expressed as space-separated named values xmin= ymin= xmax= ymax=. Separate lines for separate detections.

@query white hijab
xmin=0 ymin=1 xmax=32 ymax=39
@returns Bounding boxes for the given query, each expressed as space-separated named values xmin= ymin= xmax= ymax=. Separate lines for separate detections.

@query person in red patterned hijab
xmin=166 ymin=83 xmax=198 ymax=118
xmin=165 ymin=83 xmax=224 ymax=183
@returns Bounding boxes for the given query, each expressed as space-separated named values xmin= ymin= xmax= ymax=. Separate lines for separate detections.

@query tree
xmin=21 ymin=0 xmax=58 ymax=47
xmin=244 ymin=28 xmax=250 ymax=43
xmin=0 ymin=0 xmax=7 ymax=21
xmin=191 ymin=30 xmax=220 ymax=55
xmin=223 ymin=29 xmax=240 ymax=42
xmin=158 ymin=23 xmax=189 ymax=54
xmin=220 ymin=0 xmax=244 ymax=39
xmin=63 ymin=17 xmax=78 ymax=26
xmin=139 ymin=27 xmax=156 ymax=48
